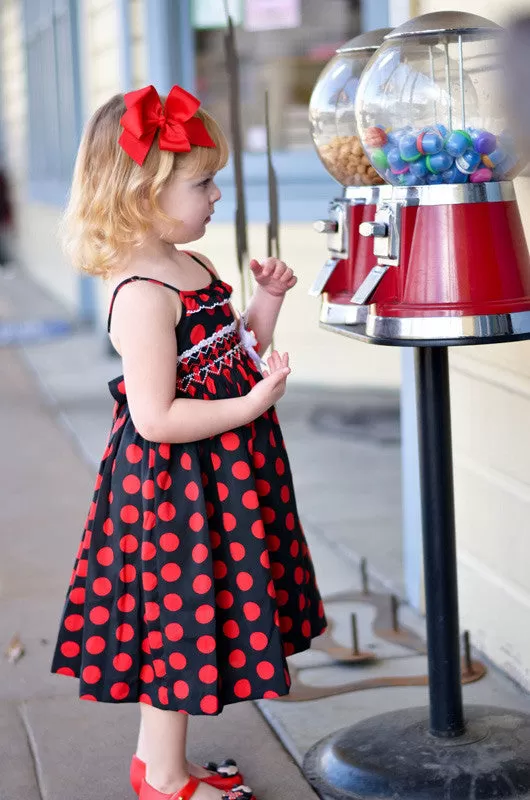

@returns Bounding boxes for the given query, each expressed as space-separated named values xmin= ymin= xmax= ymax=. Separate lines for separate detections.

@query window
xmin=23 ymin=0 xmax=82 ymax=204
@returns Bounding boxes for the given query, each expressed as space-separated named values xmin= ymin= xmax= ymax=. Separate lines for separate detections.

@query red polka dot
xmin=153 ymin=658 xmax=166 ymax=677
xmin=108 ymin=492 xmax=114 ymax=505
xmin=110 ymin=682 xmax=130 ymax=700
xmin=159 ymin=443 xmax=171 ymax=459
xmin=190 ymin=324 xmax=206 ymax=345
xmin=148 ymin=631 xmax=163 ymax=650
xmin=267 ymin=579 xmax=276 ymax=598
xmin=143 ymin=511 xmax=157 ymax=530
xmin=169 ymin=652 xmax=187 ymax=670
xmin=269 ymin=431 xmax=277 ymax=447
xmin=290 ymin=540 xmax=300 ymax=558
xmin=206 ymin=502 xmax=215 ymax=518
xmin=280 ymin=486 xmax=290 ymax=503
xmin=189 ymin=512 xmax=205 ymax=532
xmin=210 ymin=531 xmax=221 ymax=549
xmin=120 ymin=534 xmax=138 ymax=553
xmin=165 ymin=623 xmax=184 ymax=642
xmin=257 ymin=661 xmax=275 ymax=679
xmin=193 ymin=574 xmax=212 ymax=594
xmin=242 ymin=490 xmax=259 ymax=509
xmin=164 ymin=593 xmax=183 ymax=611
xmin=277 ymin=589 xmax=289 ymax=606
xmin=185 ymin=481 xmax=200 ymax=501
xmin=158 ymin=686 xmax=169 ymax=705
xmin=61 ymin=641 xmax=80 ymax=658
xmin=216 ymin=590 xmax=234 ymax=609
xmin=120 ymin=565 xmax=137 ymax=583
xmin=180 ymin=453 xmax=192 ymax=470
xmin=116 ymin=623 xmax=134 ymax=642
xmin=196 ymin=604 xmax=215 ymax=624
xmin=217 ymin=482 xmax=229 ymax=501
xmin=126 ymin=444 xmax=143 ymax=463
xmin=83 ymin=529 xmax=93 ymax=549
xmin=221 ymin=432 xmax=240 ymax=451
xmin=57 ymin=667 xmax=75 ymax=676
xmin=262 ymin=508 xmax=276 ymax=524
xmin=89 ymin=606 xmax=109 ymax=625
xmin=93 ymin=577 xmax=112 ymax=596
xmin=252 ymin=520 xmax=265 ymax=539
xmin=280 ymin=616 xmax=293 ymax=634
xmin=140 ymin=665 xmax=154 ymax=683
xmin=158 ymin=502 xmax=176 ymax=522
xmin=271 ymin=562 xmax=285 ymax=580
xmin=267 ymin=534 xmax=281 ymax=552
xmin=199 ymin=665 xmax=218 ymax=684
xmin=161 ymin=563 xmax=181 ymax=582
xmin=302 ymin=620 xmax=311 ymax=638
xmin=256 ymin=480 xmax=271 ymax=496
xmin=223 ymin=620 xmax=240 ymax=638
xmin=229 ymin=649 xmax=246 ymax=668
xmin=120 ymin=505 xmax=139 ymax=524
xmin=69 ymin=587 xmax=85 ymax=604
xmin=117 ymin=593 xmax=135 ymax=613
xmin=86 ymin=635 xmax=106 ymax=654
xmin=174 ymin=680 xmax=190 ymax=699
xmin=200 ymin=695 xmax=219 ymax=714
xmin=223 ymin=513 xmax=237 ymax=532
xmin=294 ymin=567 xmax=304 ymax=585
xmin=234 ymin=679 xmax=251 ymax=698
xmin=144 ymin=601 xmax=160 ymax=621
xmin=264 ymin=690 xmax=280 ymax=699
xmin=160 ymin=532 xmax=180 ymax=552
xmin=139 ymin=694 xmax=153 ymax=705
xmin=213 ymin=560 xmax=227 ymax=579
xmin=142 ymin=541 xmax=156 ymax=560
xmin=260 ymin=550 xmax=270 ymax=569
xmin=286 ymin=512 xmax=295 ymax=531
xmin=211 ymin=453 xmax=221 ymax=470
xmin=236 ymin=572 xmax=253 ymax=591
xmin=243 ymin=602 xmax=261 ymax=621
xmin=230 ymin=542 xmax=246 ymax=561
xmin=192 ymin=544 xmax=208 ymax=564
xmin=299 ymin=595 xmax=306 ymax=611
xmin=157 ymin=471 xmax=172 ymax=490
xmin=96 ymin=547 xmax=114 ymax=567
xmin=76 ymin=559 xmax=88 ymax=578
xmin=113 ymin=653 xmax=133 ymax=672
xmin=80 ymin=693 xmax=97 ymax=701
xmin=250 ymin=632 xmax=268 ymax=651
xmin=232 ymin=461 xmax=251 ymax=480
xmin=123 ymin=475 xmax=141 ymax=493
xmin=275 ymin=458 xmax=285 ymax=475
xmin=82 ymin=665 xmax=101 ymax=684
xmin=284 ymin=642 xmax=295 ymax=656
xmin=148 ymin=448 xmax=156 ymax=468
xmin=253 ymin=451 xmax=266 ymax=469
xmin=197 ymin=635 xmax=216 ymax=653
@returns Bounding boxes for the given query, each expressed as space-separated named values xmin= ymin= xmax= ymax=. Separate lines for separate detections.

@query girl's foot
xmin=139 ymin=776 xmax=254 ymax=799
xmin=131 ymin=754 xmax=243 ymax=794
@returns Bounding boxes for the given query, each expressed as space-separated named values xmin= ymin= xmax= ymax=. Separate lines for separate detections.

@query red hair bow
xmin=118 ymin=84 xmax=216 ymax=165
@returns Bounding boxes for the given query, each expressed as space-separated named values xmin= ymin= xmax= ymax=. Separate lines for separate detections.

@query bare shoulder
xmin=108 ymin=277 xmax=182 ymax=347
xmin=186 ymin=250 xmax=219 ymax=277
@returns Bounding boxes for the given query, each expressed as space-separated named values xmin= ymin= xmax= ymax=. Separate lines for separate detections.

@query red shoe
xmin=138 ymin=776 xmax=255 ymax=799
xmin=131 ymin=755 xmax=245 ymax=794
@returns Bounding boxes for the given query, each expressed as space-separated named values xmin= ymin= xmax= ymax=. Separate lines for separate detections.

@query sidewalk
xmin=2 ymin=269 xmax=530 ymax=800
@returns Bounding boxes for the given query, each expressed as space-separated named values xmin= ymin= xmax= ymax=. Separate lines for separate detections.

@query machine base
xmin=303 ymin=705 xmax=530 ymax=799
xmin=366 ymin=310 xmax=530 ymax=343
xmin=320 ymin=300 xmax=368 ymax=326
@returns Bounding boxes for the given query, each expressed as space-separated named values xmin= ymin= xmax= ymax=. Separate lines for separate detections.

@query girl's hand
xmin=250 ymin=258 xmax=297 ymax=297
xmin=247 ymin=351 xmax=290 ymax=416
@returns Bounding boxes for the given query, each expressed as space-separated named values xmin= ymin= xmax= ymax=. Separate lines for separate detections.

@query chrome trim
xmin=337 ymin=28 xmax=392 ymax=53
xmin=344 ymin=185 xmax=393 ymax=205
xmin=388 ymin=181 xmax=515 ymax=207
xmin=365 ymin=310 xmax=530 ymax=341
xmin=320 ymin=300 xmax=367 ymax=326
xmin=384 ymin=12 xmax=501 ymax=40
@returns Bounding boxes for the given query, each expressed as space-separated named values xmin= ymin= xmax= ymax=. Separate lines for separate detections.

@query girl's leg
xmin=136 ymin=715 xmax=221 ymax=779
xmin=140 ymin=703 xmax=188 ymax=793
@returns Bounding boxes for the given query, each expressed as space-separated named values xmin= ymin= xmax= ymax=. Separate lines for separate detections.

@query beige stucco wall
xmin=410 ymin=0 xmax=530 ymax=688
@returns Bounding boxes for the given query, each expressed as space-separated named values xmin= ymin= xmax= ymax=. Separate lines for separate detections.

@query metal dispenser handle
xmin=351 ymin=265 xmax=390 ymax=305
xmin=309 ymin=258 xmax=340 ymax=297
xmin=351 ymin=202 xmax=401 ymax=305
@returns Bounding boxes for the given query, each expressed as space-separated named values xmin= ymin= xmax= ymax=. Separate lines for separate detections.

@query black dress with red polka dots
xmin=51 ymin=257 xmax=327 ymax=714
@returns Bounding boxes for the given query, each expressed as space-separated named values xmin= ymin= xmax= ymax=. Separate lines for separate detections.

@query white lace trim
xmin=187 ymin=298 xmax=228 ymax=315
xmin=177 ymin=321 xmax=237 ymax=363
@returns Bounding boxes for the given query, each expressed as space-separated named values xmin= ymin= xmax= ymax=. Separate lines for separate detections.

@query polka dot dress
xmin=51 ymin=258 xmax=327 ymax=714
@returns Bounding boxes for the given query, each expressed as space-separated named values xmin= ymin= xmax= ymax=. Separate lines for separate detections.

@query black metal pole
xmin=415 ymin=346 xmax=465 ymax=737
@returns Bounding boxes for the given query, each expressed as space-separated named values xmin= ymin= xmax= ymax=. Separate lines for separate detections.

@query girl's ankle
xmin=144 ymin=767 xmax=190 ymax=794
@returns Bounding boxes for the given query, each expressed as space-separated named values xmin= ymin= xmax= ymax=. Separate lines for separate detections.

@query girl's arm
xmin=111 ymin=281 xmax=290 ymax=444
xmin=244 ymin=258 xmax=297 ymax=354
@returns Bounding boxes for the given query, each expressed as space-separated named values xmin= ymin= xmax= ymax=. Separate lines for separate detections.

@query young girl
xmin=51 ymin=84 xmax=327 ymax=800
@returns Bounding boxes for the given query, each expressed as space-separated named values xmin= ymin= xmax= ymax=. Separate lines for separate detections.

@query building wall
xmin=414 ymin=0 xmax=530 ymax=688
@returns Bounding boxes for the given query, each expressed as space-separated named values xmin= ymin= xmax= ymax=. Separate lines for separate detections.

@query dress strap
xmin=186 ymin=252 xmax=217 ymax=279
xmin=107 ymin=276 xmax=181 ymax=333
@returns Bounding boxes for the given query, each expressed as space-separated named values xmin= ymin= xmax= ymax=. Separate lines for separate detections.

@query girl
xmin=51 ymin=84 xmax=327 ymax=800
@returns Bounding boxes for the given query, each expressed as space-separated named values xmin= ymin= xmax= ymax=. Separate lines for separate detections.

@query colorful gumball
xmin=387 ymin=147 xmax=409 ymax=174
xmin=442 ymin=164 xmax=469 ymax=184
xmin=418 ymin=128 xmax=444 ymax=155
xmin=445 ymin=130 xmax=472 ymax=158
xmin=426 ymin=151 xmax=454 ymax=173
xmin=470 ymin=129 xmax=496 ymax=155
xmin=399 ymin=132 xmax=421 ymax=162
xmin=470 ymin=167 xmax=493 ymax=183
xmin=482 ymin=148 xmax=506 ymax=169
xmin=455 ymin=149 xmax=482 ymax=174
xmin=364 ymin=126 xmax=388 ymax=148
xmin=371 ymin=147 xmax=389 ymax=171
xmin=409 ymin=158 xmax=428 ymax=179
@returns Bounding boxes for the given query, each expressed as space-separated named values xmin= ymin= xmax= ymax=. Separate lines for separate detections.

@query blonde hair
xmin=61 ymin=93 xmax=229 ymax=277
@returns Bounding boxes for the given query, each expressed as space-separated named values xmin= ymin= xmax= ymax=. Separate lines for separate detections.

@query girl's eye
xmin=199 ymin=178 xmax=212 ymax=188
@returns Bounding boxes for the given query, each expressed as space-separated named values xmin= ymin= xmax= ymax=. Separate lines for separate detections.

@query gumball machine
xmin=308 ymin=29 xmax=391 ymax=325
xmin=304 ymin=13 xmax=530 ymax=800
xmin=351 ymin=11 xmax=530 ymax=344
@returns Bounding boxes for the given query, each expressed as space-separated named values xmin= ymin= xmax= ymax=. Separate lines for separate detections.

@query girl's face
xmin=154 ymin=168 xmax=222 ymax=243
